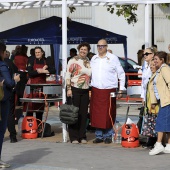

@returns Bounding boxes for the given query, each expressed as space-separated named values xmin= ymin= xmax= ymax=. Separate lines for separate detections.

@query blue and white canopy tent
xmin=0 ymin=15 xmax=128 ymax=82
xmin=0 ymin=16 xmax=127 ymax=46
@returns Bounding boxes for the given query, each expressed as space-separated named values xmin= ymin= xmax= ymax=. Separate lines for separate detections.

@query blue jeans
xmin=95 ymin=128 xmax=113 ymax=140
xmin=0 ymin=100 xmax=10 ymax=158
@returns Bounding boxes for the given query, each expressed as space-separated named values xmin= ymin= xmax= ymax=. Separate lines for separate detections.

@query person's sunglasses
xmin=142 ymin=52 xmax=152 ymax=57
xmin=97 ymin=45 xmax=107 ymax=48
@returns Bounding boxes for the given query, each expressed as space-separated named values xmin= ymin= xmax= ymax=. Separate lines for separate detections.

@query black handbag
xmin=137 ymin=106 xmax=144 ymax=134
xmin=59 ymin=98 xmax=79 ymax=125
xmin=38 ymin=122 xmax=55 ymax=137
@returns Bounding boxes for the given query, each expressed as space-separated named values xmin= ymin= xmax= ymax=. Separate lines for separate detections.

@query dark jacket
xmin=4 ymin=58 xmax=18 ymax=75
xmin=0 ymin=61 xmax=15 ymax=101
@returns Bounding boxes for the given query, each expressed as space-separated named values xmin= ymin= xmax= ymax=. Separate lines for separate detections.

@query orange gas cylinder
xmin=22 ymin=116 xmax=38 ymax=139
xmin=121 ymin=123 xmax=139 ymax=148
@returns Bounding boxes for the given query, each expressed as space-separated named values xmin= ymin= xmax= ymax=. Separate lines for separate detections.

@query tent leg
xmin=62 ymin=0 xmax=67 ymax=143
xmin=62 ymin=123 xmax=67 ymax=142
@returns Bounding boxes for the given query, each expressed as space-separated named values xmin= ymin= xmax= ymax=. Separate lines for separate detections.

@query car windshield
xmin=127 ymin=59 xmax=138 ymax=66
xmin=118 ymin=57 xmax=133 ymax=70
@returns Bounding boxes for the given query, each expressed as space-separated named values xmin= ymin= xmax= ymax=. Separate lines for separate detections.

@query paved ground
xmin=2 ymin=104 xmax=169 ymax=170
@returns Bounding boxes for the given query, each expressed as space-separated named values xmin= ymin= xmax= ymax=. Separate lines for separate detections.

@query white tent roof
xmin=0 ymin=0 xmax=170 ymax=9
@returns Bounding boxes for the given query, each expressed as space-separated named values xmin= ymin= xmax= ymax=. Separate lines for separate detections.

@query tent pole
xmin=62 ymin=0 xmax=67 ymax=143
xmin=123 ymin=40 xmax=128 ymax=70
xmin=50 ymin=44 xmax=54 ymax=63
xmin=53 ymin=44 xmax=60 ymax=75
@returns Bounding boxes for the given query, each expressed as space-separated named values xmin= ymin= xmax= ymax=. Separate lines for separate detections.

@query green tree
xmin=107 ymin=5 xmax=138 ymax=25
xmin=160 ymin=3 xmax=170 ymax=19
xmin=107 ymin=4 xmax=170 ymax=25
xmin=70 ymin=4 xmax=170 ymax=25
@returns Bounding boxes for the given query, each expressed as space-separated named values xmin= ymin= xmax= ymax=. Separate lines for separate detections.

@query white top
xmin=141 ymin=61 xmax=152 ymax=101
xmin=90 ymin=52 xmax=125 ymax=90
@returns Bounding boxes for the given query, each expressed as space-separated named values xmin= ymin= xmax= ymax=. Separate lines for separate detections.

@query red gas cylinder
xmin=22 ymin=116 xmax=38 ymax=139
xmin=121 ymin=123 xmax=139 ymax=148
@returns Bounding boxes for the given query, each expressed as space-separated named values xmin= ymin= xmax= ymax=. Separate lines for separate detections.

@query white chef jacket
xmin=90 ymin=52 xmax=125 ymax=90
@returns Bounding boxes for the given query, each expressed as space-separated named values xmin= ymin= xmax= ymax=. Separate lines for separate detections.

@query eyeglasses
xmin=97 ymin=45 xmax=107 ymax=48
xmin=142 ymin=52 xmax=152 ymax=57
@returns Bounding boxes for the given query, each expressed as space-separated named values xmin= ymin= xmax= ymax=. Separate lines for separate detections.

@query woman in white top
xmin=141 ymin=47 xmax=156 ymax=105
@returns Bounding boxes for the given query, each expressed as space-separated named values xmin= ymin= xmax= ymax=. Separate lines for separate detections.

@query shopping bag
xmin=141 ymin=113 xmax=157 ymax=137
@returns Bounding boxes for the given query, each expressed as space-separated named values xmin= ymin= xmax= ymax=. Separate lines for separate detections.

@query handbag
xmin=59 ymin=98 xmax=79 ymax=125
xmin=137 ymin=106 xmax=144 ymax=134
xmin=38 ymin=122 xmax=55 ymax=137
xmin=141 ymin=112 xmax=157 ymax=138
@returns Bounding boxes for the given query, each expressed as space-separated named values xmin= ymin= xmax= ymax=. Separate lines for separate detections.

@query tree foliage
xmin=107 ymin=5 xmax=138 ymax=25
xmin=69 ymin=7 xmax=76 ymax=13
xmin=106 ymin=3 xmax=170 ymax=25
xmin=68 ymin=4 xmax=170 ymax=25
xmin=0 ymin=9 xmax=9 ymax=14
xmin=159 ymin=3 xmax=170 ymax=19
xmin=160 ymin=3 xmax=169 ymax=8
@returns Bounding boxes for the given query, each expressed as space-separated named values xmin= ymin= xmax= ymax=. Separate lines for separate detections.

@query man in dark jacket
xmin=4 ymin=50 xmax=19 ymax=143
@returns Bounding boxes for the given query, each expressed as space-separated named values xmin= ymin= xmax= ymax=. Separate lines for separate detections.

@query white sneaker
xmin=164 ymin=144 xmax=170 ymax=153
xmin=149 ymin=142 xmax=164 ymax=156
xmin=0 ymin=160 xmax=10 ymax=168
xmin=81 ymin=139 xmax=87 ymax=144
xmin=72 ymin=140 xmax=79 ymax=144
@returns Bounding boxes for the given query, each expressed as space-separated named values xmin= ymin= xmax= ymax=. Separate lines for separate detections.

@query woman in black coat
xmin=0 ymin=43 xmax=20 ymax=168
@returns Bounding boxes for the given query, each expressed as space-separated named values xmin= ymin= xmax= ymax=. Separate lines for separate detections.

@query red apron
xmin=23 ymin=59 xmax=46 ymax=112
xmin=90 ymin=87 xmax=116 ymax=129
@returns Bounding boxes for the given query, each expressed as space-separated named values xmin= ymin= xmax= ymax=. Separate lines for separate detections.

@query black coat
xmin=0 ymin=61 xmax=16 ymax=101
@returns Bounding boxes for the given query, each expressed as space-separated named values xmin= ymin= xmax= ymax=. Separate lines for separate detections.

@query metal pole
xmin=151 ymin=4 xmax=154 ymax=46
xmin=145 ymin=3 xmax=150 ymax=48
xmin=62 ymin=0 xmax=67 ymax=143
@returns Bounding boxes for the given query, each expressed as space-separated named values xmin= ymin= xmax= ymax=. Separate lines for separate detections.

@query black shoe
xmin=93 ymin=138 xmax=103 ymax=143
xmin=142 ymin=143 xmax=148 ymax=148
xmin=142 ymin=137 xmax=157 ymax=149
xmin=10 ymin=137 xmax=18 ymax=143
xmin=142 ymin=143 xmax=153 ymax=149
xmin=104 ymin=138 xmax=112 ymax=144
